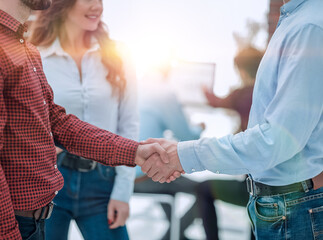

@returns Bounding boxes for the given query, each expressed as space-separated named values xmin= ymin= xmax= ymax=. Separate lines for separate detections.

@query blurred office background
xmin=67 ymin=0 xmax=283 ymax=239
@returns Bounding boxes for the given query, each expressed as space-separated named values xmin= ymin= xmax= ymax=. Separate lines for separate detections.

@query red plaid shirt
xmin=0 ymin=10 xmax=138 ymax=239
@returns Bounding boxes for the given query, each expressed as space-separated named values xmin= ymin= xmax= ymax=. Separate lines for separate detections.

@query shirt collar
xmin=40 ymin=37 xmax=100 ymax=58
xmin=40 ymin=37 xmax=68 ymax=58
xmin=0 ymin=9 xmax=27 ymax=37
xmin=281 ymin=0 xmax=307 ymax=15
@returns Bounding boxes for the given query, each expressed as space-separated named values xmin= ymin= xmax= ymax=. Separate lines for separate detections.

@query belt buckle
xmin=246 ymin=177 xmax=254 ymax=196
xmin=78 ymin=158 xmax=97 ymax=172
xmin=45 ymin=202 xmax=54 ymax=219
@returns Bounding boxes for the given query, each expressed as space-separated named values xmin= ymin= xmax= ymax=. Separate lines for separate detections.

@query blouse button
xmin=19 ymin=39 xmax=24 ymax=44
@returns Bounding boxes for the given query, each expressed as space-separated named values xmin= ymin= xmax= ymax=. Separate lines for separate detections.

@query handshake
xmin=135 ymin=138 xmax=185 ymax=183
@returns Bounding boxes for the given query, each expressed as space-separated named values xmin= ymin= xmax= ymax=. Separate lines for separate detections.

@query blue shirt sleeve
xmin=178 ymin=24 xmax=323 ymax=185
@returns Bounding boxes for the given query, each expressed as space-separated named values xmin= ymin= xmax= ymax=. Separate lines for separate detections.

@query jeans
xmin=247 ymin=186 xmax=323 ymax=240
xmin=46 ymin=152 xmax=129 ymax=240
xmin=16 ymin=215 xmax=45 ymax=240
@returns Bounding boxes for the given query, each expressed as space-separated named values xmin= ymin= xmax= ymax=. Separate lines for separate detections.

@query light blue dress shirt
xmin=40 ymin=38 xmax=138 ymax=202
xmin=178 ymin=0 xmax=323 ymax=186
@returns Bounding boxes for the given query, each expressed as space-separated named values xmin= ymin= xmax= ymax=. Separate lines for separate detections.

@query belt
xmin=60 ymin=152 xmax=97 ymax=172
xmin=14 ymin=202 xmax=54 ymax=220
xmin=246 ymin=177 xmax=314 ymax=196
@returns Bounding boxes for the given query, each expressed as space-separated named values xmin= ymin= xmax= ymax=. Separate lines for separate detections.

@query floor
xmin=69 ymin=193 xmax=252 ymax=240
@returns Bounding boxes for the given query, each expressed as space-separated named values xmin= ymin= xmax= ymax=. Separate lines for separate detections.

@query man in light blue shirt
xmin=141 ymin=0 xmax=323 ymax=239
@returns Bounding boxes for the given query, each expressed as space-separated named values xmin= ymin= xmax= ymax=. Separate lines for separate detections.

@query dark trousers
xmin=16 ymin=215 xmax=45 ymax=240
xmin=197 ymin=179 xmax=255 ymax=240
xmin=134 ymin=176 xmax=199 ymax=240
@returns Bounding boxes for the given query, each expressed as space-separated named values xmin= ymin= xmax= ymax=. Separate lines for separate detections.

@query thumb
xmin=140 ymin=138 xmax=161 ymax=145
xmin=150 ymin=143 xmax=169 ymax=163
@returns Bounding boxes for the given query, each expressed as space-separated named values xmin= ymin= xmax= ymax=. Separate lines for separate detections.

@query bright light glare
xmin=127 ymin=35 xmax=176 ymax=79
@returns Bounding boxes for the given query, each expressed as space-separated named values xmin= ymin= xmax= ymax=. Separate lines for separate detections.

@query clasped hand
xmin=135 ymin=138 xmax=184 ymax=183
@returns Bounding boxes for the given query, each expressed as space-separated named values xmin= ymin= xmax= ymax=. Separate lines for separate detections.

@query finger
xmin=152 ymin=172 xmax=164 ymax=182
xmin=146 ymin=166 xmax=158 ymax=178
xmin=168 ymin=176 xmax=176 ymax=182
xmin=147 ymin=155 xmax=165 ymax=177
xmin=141 ymin=159 xmax=153 ymax=174
xmin=159 ymin=177 xmax=166 ymax=183
xmin=109 ymin=211 xmax=122 ymax=229
xmin=173 ymin=171 xmax=182 ymax=178
xmin=142 ymin=152 xmax=160 ymax=174
xmin=107 ymin=205 xmax=115 ymax=226
xmin=151 ymin=143 xmax=169 ymax=163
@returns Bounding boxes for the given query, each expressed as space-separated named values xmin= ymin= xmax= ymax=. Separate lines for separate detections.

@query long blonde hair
xmin=29 ymin=0 xmax=126 ymax=96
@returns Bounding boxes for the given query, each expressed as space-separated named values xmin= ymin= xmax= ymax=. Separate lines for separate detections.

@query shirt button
xmin=55 ymin=191 xmax=58 ymax=195
xmin=50 ymin=132 xmax=53 ymax=137
xmin=191 ymin=168 xmax=195 ymax=172
xmin=20 ymin=39 xmax=24 ymax=44
xmin=33 ymin=67 xmax=37 ymax=72
xmin=54 ymin=165 xmax=57 ymax=169
xmin=43 ymin=100 xmax=46 ymax=105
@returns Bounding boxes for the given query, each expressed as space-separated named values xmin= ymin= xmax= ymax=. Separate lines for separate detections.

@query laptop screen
xmin=168 ymin=61 xmax=216 ymax=106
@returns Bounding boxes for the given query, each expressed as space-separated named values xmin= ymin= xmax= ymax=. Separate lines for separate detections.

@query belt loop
xmin=246 ymin=176 xmax=255 ymax=196
xmin=301 ymin=181 xmax=309 ymax=193
xmin=37 ymin=207 xmax=46 ymax=221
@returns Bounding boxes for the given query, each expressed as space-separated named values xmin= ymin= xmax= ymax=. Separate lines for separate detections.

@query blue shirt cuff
xmin=178 ymin=140 xmax=205 ymax=174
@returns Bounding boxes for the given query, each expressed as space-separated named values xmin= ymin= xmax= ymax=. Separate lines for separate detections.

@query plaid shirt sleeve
xmin=41 ymin=72 xmax=139 ymax=167
xmin=0 ymin=71 xmax=22 ymax=240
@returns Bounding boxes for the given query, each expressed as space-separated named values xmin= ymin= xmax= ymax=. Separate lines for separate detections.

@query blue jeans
xmin=247 ymin=186 xmax=323 ymax=240
xmin=16 ymin=215 xmax=45 ymax=240
xmin=46 ymin=152 xmax=129 ymax=240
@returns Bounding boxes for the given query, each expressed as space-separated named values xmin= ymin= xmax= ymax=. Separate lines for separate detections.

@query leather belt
xmin=246 ymin=177 xmax=314 ymax=196
xmin=14 ymin=202 xmax=54 ymax=220
xmin=60 ymin=152 xmax=97 ymax=172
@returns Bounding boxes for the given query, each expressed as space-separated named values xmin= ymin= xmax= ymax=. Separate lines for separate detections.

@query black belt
xmin=15 ymin=202 xmax=54 ymax=220
xmin=60 ymin=152 xmax=97 ymax=172
xmin=246 ymin=177 xmax=313 ymax=196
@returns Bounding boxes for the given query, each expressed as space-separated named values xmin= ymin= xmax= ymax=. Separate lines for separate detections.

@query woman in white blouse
xmin=29 ymin=0 xmax=138 ymax=239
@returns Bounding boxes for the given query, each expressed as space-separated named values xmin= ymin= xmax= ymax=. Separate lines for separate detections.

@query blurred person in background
xmin=198 ymin=46 xmax=264 ymax=240
xmin=134 ymin=64 xmax=204 ymax=240
xmin=29 ymin=0 xmax=138 ymax=239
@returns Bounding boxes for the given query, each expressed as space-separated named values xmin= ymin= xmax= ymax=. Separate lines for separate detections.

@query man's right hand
xmin=134 ymin=142 xmax=169 ymax=167
xmin=140 ymin=138 xmax=184 ymax=183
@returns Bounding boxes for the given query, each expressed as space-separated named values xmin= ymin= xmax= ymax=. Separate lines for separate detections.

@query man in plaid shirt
xmin=0 ymin=0 xmax=178 ymax=239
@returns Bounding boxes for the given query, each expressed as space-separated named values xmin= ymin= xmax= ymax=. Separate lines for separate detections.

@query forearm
xmin=178 ymin=121 xmax=305 ymax=175
xmin=50 ymin=103 xmax=139 ymax=167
